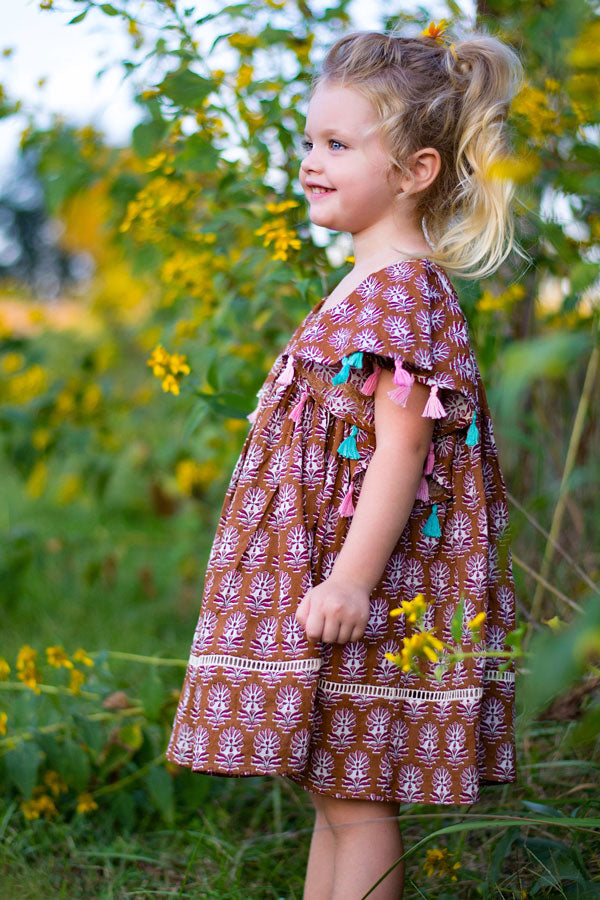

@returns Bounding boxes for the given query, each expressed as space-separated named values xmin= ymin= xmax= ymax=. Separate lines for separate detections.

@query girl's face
xmin=299 ymin=81 xmax=404 ymax=235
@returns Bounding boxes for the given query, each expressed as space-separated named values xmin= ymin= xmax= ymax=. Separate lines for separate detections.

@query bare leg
xmin=303 ymin=795 xmax=335 ymax=900
xmin=320 ymin=796 xmax=404 ymax=900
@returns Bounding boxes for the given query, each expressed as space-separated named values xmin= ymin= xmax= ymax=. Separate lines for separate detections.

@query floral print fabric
xmin=165 ymin=258 xmax=517 ymax=804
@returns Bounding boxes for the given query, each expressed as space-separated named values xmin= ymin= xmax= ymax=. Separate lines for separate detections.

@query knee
xmin=316 ymin=796 xmax=400 ymax=834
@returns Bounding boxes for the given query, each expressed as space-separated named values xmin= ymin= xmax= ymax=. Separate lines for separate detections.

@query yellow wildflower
xmin=21 ymin=799 xmax=41 ymax=820
xmin=265 ymin=199 xmax=300 ymax=214
xmin=161 ymin=374 xmax=180 ymax=395
xmin=420 ymin=20 xmax=450 ymax=42
xmin=8 ymin=364 xmax=48 ymax=403
xmin=0 ymin=658 xmax=10 ymax=679
xmin=254 ymin=219 xmax=301 ymax=262
xmin=467 ymin=612 xmax=486 ymax=628
xmin=56 ymin=473 xmax=83 ymax=506
xmin=0 ymin=712 xmax=7 ymax=735
xmin=511 ymin=81 xmax=563 ymax=142
xmin=32 ymin=428 xmax=51 ymax=450
xmin=25 ymin=460 xmax=47 ymax=499
xmin=1 ymin=351 xmax=25 ymax=373
xmin=17 ymin=644 xmax=37 ymax=669
xmin=17 ymin=661 xmax=42 ymax=694
xmin=236 ymin=63 xmax=254 ymax=90
xmin=76 ymin=792 xmax=98 ymax=814
xmin=423 ymin=846 xmax=462 ymax=880
xmin=175 ymin=458 xmax=219 ymax=495
xmin=46 ymin=646 xmax=74 ymax=669
xmin=227 ymin=32 xmax=259 ymax=52
xmin=43 ymin=770 xmax=68 ymax=797
xmin=69 ymin=668 xmax=86 ymax=695
xmin=486 ymin=154 xmax=541 ymax=183
xmin=72 ymin=647 xmax=94 ymax=667
xmin=390 ymin=593 xmax=428 ymax=622
xmin=168 ymin=353 xmax=190 ymax=376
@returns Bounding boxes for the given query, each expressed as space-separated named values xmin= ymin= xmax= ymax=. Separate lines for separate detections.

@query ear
xmin=408 ymin=147 xmax=441 ymax=193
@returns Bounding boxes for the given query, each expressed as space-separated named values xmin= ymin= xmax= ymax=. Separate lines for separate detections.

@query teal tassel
xmin=422 ymin=503 xmax=441 ymax=538
xmin=332 ymin=351 xmax=363 ymax=385
xmin=466 ymin=410 xmax=479 ymax=447
xmin=336 ymin=424 xmax=361 ymax=459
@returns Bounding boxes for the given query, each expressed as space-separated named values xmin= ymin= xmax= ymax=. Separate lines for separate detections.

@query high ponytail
xmin=311 ymin=28 xmax=527 ymax=280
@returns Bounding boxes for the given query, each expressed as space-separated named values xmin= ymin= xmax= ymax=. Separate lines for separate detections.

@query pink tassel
xmin=416 ymin=475 xmax=429 ymax=501
xmin=388 ymin=383 xmax=412 ymax=406
xmin=361 ymin=364 xmax=381 ymax=395
xmin=424 ymin=440 xmax=435 ymax=474
xmin=422 ymin=383 xmax=446 ymax=418
xmin=247 ymin=405 xmax=259 ymax=423
xmin=393 ymin=358 xmax=414 ymax=387
xmin=339 ymin=481 xmax=355 ymax=516
xmin=289 ymin=388 xmax=309 ymax=422
xmin=276 ymin=354 xmax=295 ymax=385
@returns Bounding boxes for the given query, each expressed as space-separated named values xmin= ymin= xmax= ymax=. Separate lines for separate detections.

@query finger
xmin=295 ymin=594 xmax=310 ymax=627
xmin=305 ymin=606 xmax=325 ymax=643
xmin=349 ymin=625 xmax=365 ymax=643
xmin=322 ymin=619 xmax=341 ymax=645
xmin=336 ymin=625 xmax=354 ymax=645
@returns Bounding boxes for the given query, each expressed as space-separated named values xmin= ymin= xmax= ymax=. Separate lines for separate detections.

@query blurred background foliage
xmin=0 ymin=0 xmax=599 ymax=897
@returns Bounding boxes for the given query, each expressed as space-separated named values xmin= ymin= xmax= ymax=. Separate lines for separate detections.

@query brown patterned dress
xmin=165 ymin=257 xmax=517 ymax=805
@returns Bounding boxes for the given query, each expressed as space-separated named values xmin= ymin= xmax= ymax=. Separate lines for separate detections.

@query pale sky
xmin=0 ymin=0 xmax=470 ymax=185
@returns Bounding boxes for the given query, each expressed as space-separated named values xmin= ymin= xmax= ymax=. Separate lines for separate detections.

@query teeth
xmin=312 ymin=187 xmax=332 ymax=193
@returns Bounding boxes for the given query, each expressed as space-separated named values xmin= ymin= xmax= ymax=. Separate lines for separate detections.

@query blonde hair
xmin=310 ymin=28 xmax=527 ymax=280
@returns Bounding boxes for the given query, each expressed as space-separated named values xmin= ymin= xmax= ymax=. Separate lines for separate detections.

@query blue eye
xmin=300 ymin=138 xmax=346 ymax=152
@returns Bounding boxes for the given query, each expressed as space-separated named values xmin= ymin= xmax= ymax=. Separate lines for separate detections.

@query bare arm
xmin=295 ymin=365 xmax=435 ymax=644
xmin=330 ymin=368 xmax=434 ymax=592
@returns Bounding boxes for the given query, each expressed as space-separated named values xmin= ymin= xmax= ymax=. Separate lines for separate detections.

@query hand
xmin=295 ymin=575 xmax=371 ymax=645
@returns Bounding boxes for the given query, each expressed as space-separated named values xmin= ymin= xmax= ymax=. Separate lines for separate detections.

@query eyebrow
xmin=303 ymin=129 xmax=351 ymax=139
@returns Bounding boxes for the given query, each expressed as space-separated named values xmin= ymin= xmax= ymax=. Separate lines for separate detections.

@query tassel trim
xmin=289 ymin=388 xmax=309 ymax=423
xmin=422 ymin=503 xmax=442 ymax=538
xmin=424 ymin=440 xmax=435 ymax=475
xmin=387 ymin=357 xmax=415 ymax=406
xmin=336 ymin=424 xmax=361 ymax=459
xmin=361 ymin=364 xmax=381 ymax=395
xmin=466 ymin=409 xmax=479 ymax=446
xmin=422 ymin=383 xmax=446 ymax=418
xmin=416 ymin=475 xmax=429 ymax=502
xmin=338 ymin=480 xmax=355 ymax=516
xmin=332 ymin=351 xmax=363 ymax=386
xmin=276 ymin=353 xmax=295 ymax=385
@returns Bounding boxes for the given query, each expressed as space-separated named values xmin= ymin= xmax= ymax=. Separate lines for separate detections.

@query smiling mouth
xmin=309 ymin=187 xmax=336 ymax=195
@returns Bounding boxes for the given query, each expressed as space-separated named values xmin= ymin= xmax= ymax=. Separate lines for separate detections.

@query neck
xmin=350 ymin=210 xmax=431 ymax=271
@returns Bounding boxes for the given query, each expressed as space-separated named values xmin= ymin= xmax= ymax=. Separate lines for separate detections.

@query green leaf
xmin=54 ymin=738 xmax=91 ymax=793
xmin=183 ymin=402 xmax=209 ymax=442
xmin=5 ymin=742 xmax=43 ymax=800
xmin=132 ymin=118 xmax=169 ymax=157
xmin=119 ymin=723 xmax=144 ymax=752
xmin=68 ymin=11 xmax=88 ymax=24
xmin=100 ymin=4 xmax=119 ymax=15
xmin=450 ymin=596 xmax=464 ymax=644
xmin=145 ymin=765 xmax=175 ymax=826
xmin=158 ymin=69 xmax=216 ymax=109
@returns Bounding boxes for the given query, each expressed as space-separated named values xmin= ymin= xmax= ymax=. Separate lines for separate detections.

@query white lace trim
xmin=188 ymin=653 xmax=321 ymax=673
xmin=317 ymin=679 xmax=484 ymax=701
xmin=187 ymin=653 xmax=516 ymax=699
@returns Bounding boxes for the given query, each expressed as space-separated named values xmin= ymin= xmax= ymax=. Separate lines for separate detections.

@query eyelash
xmin=300 ymin=138 xmax=346 ymax=152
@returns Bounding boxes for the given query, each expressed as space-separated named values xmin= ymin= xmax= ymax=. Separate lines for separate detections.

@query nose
xmin=300 ymin=143 xmax=323 ymax=176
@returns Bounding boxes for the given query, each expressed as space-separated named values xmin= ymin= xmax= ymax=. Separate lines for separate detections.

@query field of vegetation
xmin=1 ymin=0 xmax=599 ymax=897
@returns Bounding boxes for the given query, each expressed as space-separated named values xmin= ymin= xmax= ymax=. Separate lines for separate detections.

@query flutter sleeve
xmin=323 ymin=259 xmax=480 ymax=441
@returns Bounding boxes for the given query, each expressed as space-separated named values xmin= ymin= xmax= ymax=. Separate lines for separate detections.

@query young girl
xmin=166 ymin=24 xmax=524 ymax=900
